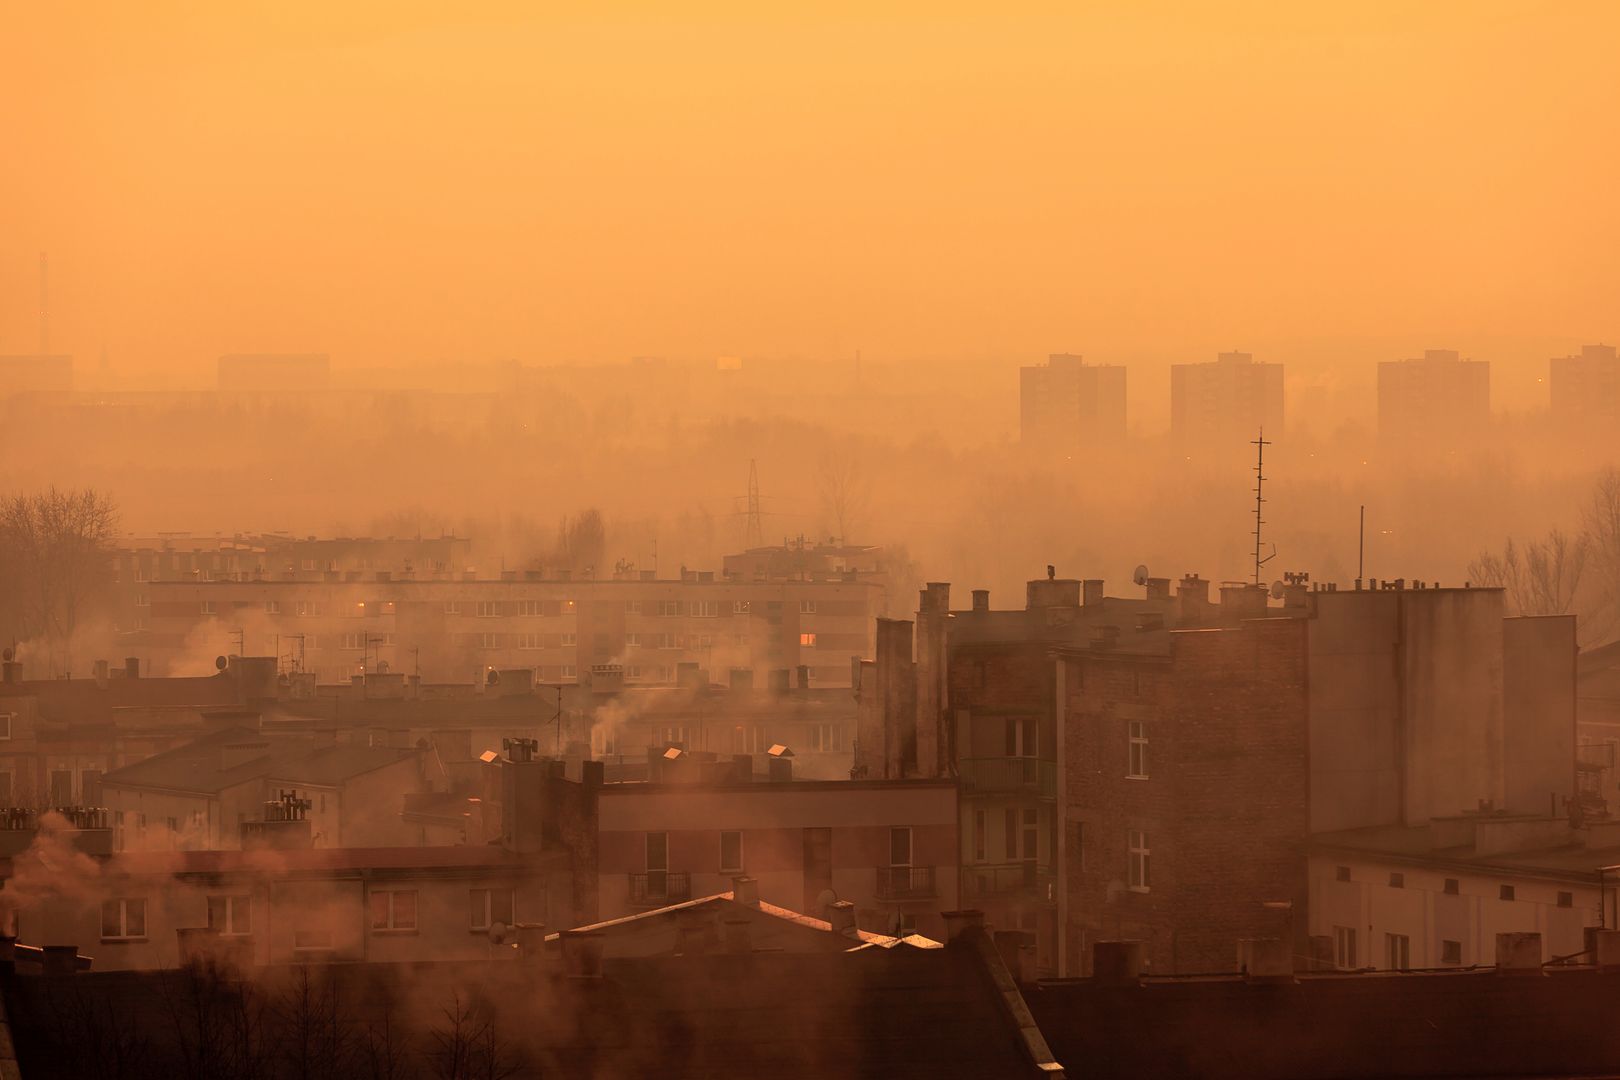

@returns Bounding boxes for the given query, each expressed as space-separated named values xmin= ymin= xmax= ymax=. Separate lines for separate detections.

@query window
xmin=655 ymin=633 xmax=676 ymax=650
xmin=1499 ymin=884 xmax=1516 ymax=901
xmin=519 ymin=600 xmax=544 ymax=617
xmin=1388 ymin=871 xmax=1404 ymax=888
xmin=293 ymin=929 xmax=333 ymax=952
xmin=301 ymin=559 xmax=317 ymax=571
xmin=625 ymin=633 xmax=641 ymax=649
xmin=1385 ymin=932 xmax=1410 ymax=970
xmin=890 ymin=826 xmax=913 ymax=867
xmin=625 ymin=666 xmax=643 ymax=680
xmin=264 ymin=600 xmax=280 ymax=615
xmin=1443 ymin=878 xmax=1460 ymax=895
xmin=477 ymin=600 xmax=499 ymax=618
xmin=720 ymin=831 xmax=744 ymax=875
xmin=444 ymin=601 xmax=462 ymax=615
xmin=478 ymin=633 xmax=499 ymax=649
xmin=625 ymin=600 xmax=642 ymax=615
xmin=560 ymin=665 xmax=576 ymax=679
xmin=207 ymin=895 xmax=252 ymax=936
xmin=295 ymin=599 xmax=323 ymax=617
xmin=733 ymin=600 xmax=751 ymax=614
xmin=50 ymin=770 xmax=72 ymax=805
xmin=1127 ymin=720 xmax=1148 ymax=779
xmin=1005 ymin=716 xmax=1036 ymax=758
xmin=1333 ymin=925 xmax=1358 ymax=969
xmin=799 ymin=599 xmax=817 ymax=614
xmin=0 ymin=714 xmax=11 ymax=741
xmin=518 ymin=633 xmax=541 ymax=650
xmin=342 ymin=633 xmax=366 ymax=650
xmin=1127 ymin=830 xmax=1150 ymax=891
xmin=799 ymin=633 xmax=817 ymax=647
xmin=973 ymin=810 xmax=986 ymax=861
xmin=0 ymin=772 xmax=10 ymax=803
xmin=369 ymin=890 xmax=418 ymax=932
xmin=657 ymin=600 xmax=681 ymax=617
xmin=690 ymin=600 xmax=718 ymax=618
xmin=561 ymin=632 xmax=576 ymax=647
xmin=1558 ymin=891 xmax=1574 ymax=908
xmin=1335 ymin=866 xmax=1351 ymax=883
xmin=1441 ymin=939 xmax=1462 ymax=965
xmin=469 ymin=888 xmax=514 ymax=931
xmin=200 ymin=600 xmax=216 ymax=615
xmin=101 ymin=898 xmax=147 ymax=941
xmin=809 ymin=723 xmax=840 ymax=752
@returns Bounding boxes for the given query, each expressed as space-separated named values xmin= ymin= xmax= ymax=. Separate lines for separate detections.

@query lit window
xmin=369 ymin=890 xmax=418 ymax=932
xmin=1127 ymin=830 xmax=1150 ymax=891
xmin=799 ymin=600 xmax=817 ymax=614
xmin=468 ymin=888 xmax=514 ymax=931
xmin=799 ymin=633 xmax=817 ymax=647
xmin=1127 ymin=720 xmax=1148 ymax=779
xmin=733 ymin=600 xmax=751 ymax=614
xmin=101 ymin=898 xmax=147 ymax=940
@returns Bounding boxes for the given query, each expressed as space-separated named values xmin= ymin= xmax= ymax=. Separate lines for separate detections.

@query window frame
xmin=207 ymin=894 xmax=253 ymax=937
xmin=468 ymin=887 xmax=515 ymax=932
xmin=719 ymin=831 xmax=744 ymax=875
xmin=101 ymin=897 xmax=148 ymax=942
xmin=1126 ymin=720 xmax=1148 ymax=779
xmin=369 ymin=889 xmax=419 ymax=933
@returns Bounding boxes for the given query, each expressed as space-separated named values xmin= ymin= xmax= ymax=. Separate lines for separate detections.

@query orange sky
xmin=3 ymin=2 xmax=1617 ymax=395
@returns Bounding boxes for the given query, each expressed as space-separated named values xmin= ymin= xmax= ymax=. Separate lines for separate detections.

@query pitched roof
xmin=99 ymin=727 xmax=416 ymax=795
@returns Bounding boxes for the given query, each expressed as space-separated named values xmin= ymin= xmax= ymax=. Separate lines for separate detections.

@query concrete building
xmin=125 ymin=570 xmax=881 ymax=688
xmin=1019 ymin=354 xmax=1127 ymax=450
xmin=1377 ymin=348 xmax=1491 ymax=444
xmin=597 ymin=765 xmax=959 ymax=941
xmin=1550 ymin=342 xmax=1620 ymax=432
xmin=1169 ymin=351 xmax=1284 ymax=445
xmin=216 ymin=353 xmax=331 ymax=392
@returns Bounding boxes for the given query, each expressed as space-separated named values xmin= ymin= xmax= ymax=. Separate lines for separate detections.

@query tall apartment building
xmin=1169 ymin=351 xmax=1284 ymax=445
xmin=1550 ymin=343 xmax=1620 ymax=431
xmin=1377 ymin=349 xmax=1491 ymax=443
xmin=1019 ymin=354 xmax=1127 ymax=450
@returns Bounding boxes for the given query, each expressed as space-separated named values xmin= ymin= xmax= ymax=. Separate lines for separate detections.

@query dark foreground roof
xmin=2 ymin=936 xmax=1052 ymax=1080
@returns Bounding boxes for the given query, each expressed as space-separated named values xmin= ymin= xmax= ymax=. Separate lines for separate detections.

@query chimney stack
xmin=1495 ymin=932 xmax=1543 ymax=974
xmin=971 ymin=589 xmax=989 ymax=612
xmin=124 ymin=656 xmax=140 ymax=680
xmin=939 ymin=909 xmax=985 ymax=944
xmin=827 ymin=900 xmax=859 ymax=940
xmin=731 ymin=875 xmax=760 ymax=907
xmin=1082 ymin=579 xmax=1104 ymax=606
xmin=1091 ymin=940 xmax=1143 ymax=983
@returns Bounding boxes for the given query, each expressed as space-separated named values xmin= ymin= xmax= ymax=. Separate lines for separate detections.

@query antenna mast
xmin=745 ymin=459 xmax=764 ymax=549
xmin=1251 ymin=428 xmax=1275 ymax=585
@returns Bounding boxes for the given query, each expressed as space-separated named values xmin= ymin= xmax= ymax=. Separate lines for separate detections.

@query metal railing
xmin=874 ymin=865 xmax=937 ymax=901
xmin=958 ymin=757 xmax=1057 ymax=798
xmin=962 ymin=861 xmax=1055 ymax=902
xmin=628 ymin=871 xmax=692 ymax=907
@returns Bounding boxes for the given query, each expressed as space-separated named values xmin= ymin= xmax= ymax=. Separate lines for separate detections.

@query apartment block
xmin=1169 ymin=351 xmax=1284 ymax=444
xmin=1019 ymin=354 xmax=1127 ymax=450
xmin=1550 ymin=343 xmax=1620 ymax=431
xmin=1377 ymin=349 xmax=1490 ymax=443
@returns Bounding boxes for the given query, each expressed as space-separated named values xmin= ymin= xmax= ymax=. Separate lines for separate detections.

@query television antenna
xmin=1251 ymin=429 xmax=1276 ymax=586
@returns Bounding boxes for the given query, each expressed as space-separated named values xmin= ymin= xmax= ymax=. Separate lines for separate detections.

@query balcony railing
xmin=958 ymin=757 xmax=1056 ymax=798
xmin=962 ymin=861 xmax=1055 ymax=902
xmin=874 ymin=865 xmax=937 ymax=901
xmin=628 ymin=871 xmax=692 ymax=907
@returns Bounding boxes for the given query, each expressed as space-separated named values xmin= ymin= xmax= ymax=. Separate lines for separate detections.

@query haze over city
xmin=0 ymin=4 xmax=1618 ymax=1079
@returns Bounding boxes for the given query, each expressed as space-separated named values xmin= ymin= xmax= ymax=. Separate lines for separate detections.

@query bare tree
xmin=276 ymin=967 xmax=357 ymax=1080
xmin=816 ymin=451 xmax=869 ymax=544
xmin=553 ymin=509 xmax=606 ymax=576
xmin=1582 ymin=466 xmax=1620 ymax=641
xmin=0 ymin=487 xmax=118 ymax=671
xmin=362 ymin=1002 xmax=415 ymax=1080
xmin=1469 ymin=530 xmax=1588 ymax=616
xmin=423 ymin=991 xmax=516 ymax=1080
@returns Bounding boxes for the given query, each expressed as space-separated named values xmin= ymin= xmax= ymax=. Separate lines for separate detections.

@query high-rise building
xmin=1550 ymin=343 xmax=1619 ymax=431
xmin=1169 ymin=351 xmax=1283 ymax=445
xmin=1019 ymin=354 xmax=1126 ymax=450
xmin=1377 ymin=349 xmax=1490 ymax=443
xmin=0 ymin=355 xmax=73 ymax=395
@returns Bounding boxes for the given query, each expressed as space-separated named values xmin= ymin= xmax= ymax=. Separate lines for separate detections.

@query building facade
xmin=1169 ymin=351 xmax=1284 ymax=445
xmin=1019 ymin=354 xmax=1127 ymax=450
xmin=1377 ymin=349 xmax=1491 ymax=444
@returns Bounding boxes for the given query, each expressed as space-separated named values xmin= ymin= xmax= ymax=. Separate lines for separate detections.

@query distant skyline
xmin=4 ymin=3 xmax=1617 ymax=411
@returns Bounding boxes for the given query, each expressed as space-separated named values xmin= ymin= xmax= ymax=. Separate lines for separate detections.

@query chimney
xmin=561 ymin=931 xmax=604 ymax=978
xmin=971 ymin=589 xmax=989 ymax=613
xmin=94 ymin=659 xmax=109 ymax=688
xmin=1025 ymin=576 xmax=1081 ymax=610
xmin=1177 ymin=574 xmax=1209 ymax=624
xmin=124 ymin=656 xmax=140 ymax=679
xmin=0 ymin=660 xmax=18 ymax=684
xmin=1091 ymin=940 xmax=1143 ymax=984
xmin=42 ymin=944 xmax=79 ymax=977
xmin=939 ymin=909 xmax=985 ymax=944
xmin=729 ymin=668 xmax=753 ymax=691
xmin=1144 ymin=577 xmax=1171 ymax=602
xmin=731 ymin=875 xmax=760 ymax=907
xmin=1495 ymin=932 xmax=1543 ymax=974
xmin=1219 ymin=583 xmax=1269 ymax=622
xmin=1082 ymin=579 xmax=1104 ymax=606
xmin=827 ymin=900 xmax=859 ymax=940
xmin=767 ymin=753 xmax=793 ymax=783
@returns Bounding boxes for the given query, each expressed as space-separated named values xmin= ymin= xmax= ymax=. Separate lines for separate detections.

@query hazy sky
xmin=4 ymin=2 xmax=1617 ymax=394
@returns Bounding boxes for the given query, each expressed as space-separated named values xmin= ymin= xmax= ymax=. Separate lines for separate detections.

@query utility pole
xmin=745 ymin=459 xmax=764 ymax=549
xmin=1358 ymin=504 xmax=1366 ymax=586
xmin=1251 ymin=429 xmax=1275 ymax=586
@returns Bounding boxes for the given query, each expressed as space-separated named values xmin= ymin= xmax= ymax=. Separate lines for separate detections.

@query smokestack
xmin=124 ymin=656 xmax=140 ymax=680
xmin=971 ymin=589 xmax=989 ymax=612
xmin=731 ymin=875 xmax=760 ymax=907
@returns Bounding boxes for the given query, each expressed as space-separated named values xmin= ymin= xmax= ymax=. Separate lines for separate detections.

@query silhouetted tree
xmin=0 ymin=487 xmax=118 ymax=671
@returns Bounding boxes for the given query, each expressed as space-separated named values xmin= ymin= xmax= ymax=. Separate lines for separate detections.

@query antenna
xmin=1251 ymin=429 xmax=1276 ymax=585
xmin=1358 ymin=504 xmax=1366 ymax=586
xmin=744 ymin=459 xmax=764 ymax=549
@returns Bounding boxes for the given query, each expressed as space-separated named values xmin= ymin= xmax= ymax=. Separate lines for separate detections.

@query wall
xmin=1502 ymin=615 xmax=1576 ymax=817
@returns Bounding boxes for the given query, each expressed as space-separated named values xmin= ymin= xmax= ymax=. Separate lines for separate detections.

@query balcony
xmin=962 ymin=861 xmax=1055 ymax=903
xmin=958 ymin=757 xmax=1056 ymax=799
xmin=628 ymin=871 xmax=692 ymax=907
xmin=874 ymin=865 xmax=937 ymax=901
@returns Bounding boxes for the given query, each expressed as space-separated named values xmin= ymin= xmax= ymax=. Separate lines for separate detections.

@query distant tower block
xmin=1019 ymin=354 xmax=1126 ymax=451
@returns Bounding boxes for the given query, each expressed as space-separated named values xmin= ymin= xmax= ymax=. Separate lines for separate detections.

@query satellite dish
xmin=1 ymin=648 xmax=12 ymax=662
xmin=215 ymin=655 xmax=228 ymax=671
xmin=486 ymin=669 xmax=501 ymax=686
xmin=488 ymin=921 xmax=510 ymax=945
xmin=1269 ymin=580 xmax=1286 ymax=600
xmin=1132 ymin=564 xmax=1150 ymax=587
